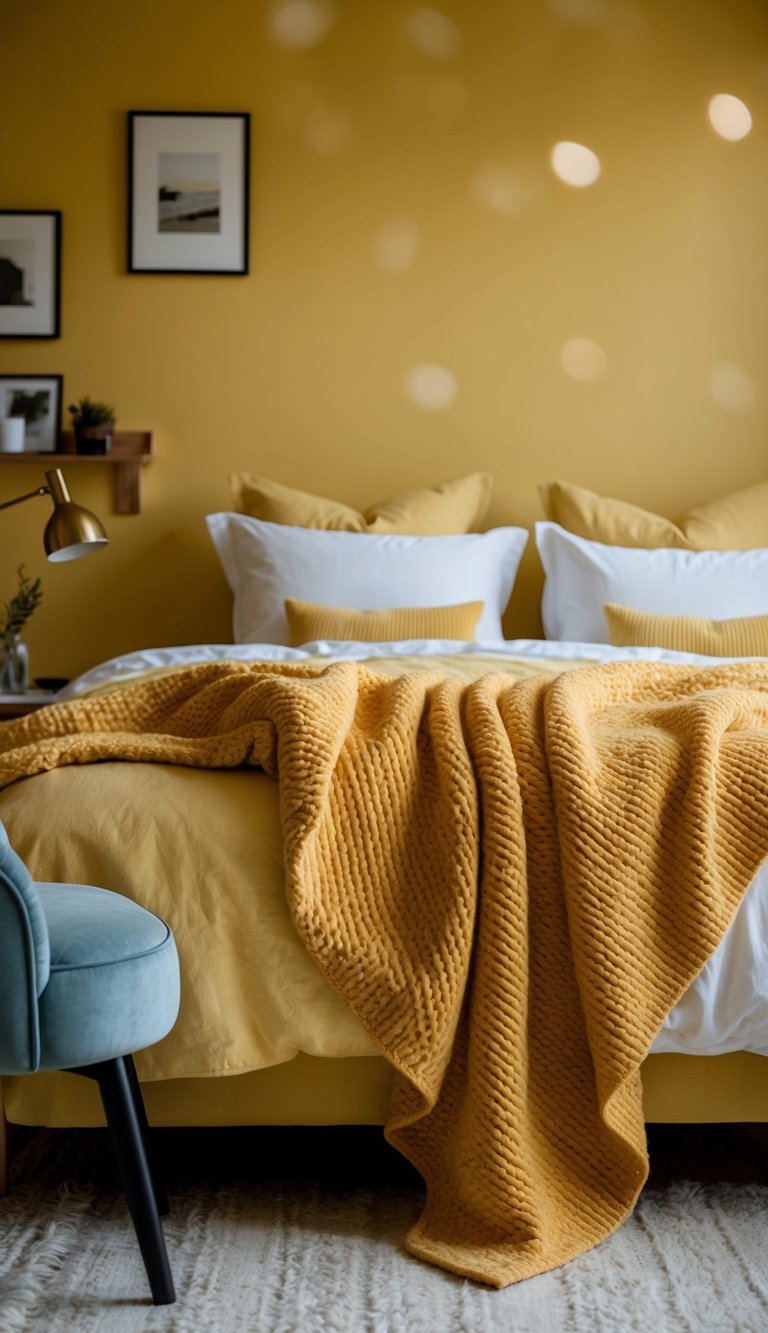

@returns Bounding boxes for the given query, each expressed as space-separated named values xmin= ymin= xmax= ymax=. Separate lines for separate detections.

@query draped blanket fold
xmin=2 ymin=657 xmax=768 ymax=1287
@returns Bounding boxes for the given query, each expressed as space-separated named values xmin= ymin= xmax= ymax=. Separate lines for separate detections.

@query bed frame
xmin=4 ymin=1049 xmax=768 ymax=1194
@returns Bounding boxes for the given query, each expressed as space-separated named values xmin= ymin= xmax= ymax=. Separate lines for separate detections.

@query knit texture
xmin=2 ymin=657 xmax=768 ymax=1287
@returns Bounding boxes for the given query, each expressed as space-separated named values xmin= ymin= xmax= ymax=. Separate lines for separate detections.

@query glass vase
xmin=0 ymin=632 xmax=29 ymax=693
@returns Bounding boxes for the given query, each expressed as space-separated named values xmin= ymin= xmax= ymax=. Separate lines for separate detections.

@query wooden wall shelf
xmin=0 ymin=432 xmax=153 ymax=515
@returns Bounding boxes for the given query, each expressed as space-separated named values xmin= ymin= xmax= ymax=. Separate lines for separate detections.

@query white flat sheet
xmin=61 ymin=638 xmax=768 ymax=1061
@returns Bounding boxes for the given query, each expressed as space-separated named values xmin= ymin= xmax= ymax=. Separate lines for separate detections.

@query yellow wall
xmin=1 ymin=0 xmax=767 ymax=680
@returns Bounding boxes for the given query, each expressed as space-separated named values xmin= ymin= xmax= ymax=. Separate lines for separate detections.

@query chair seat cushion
xmin=36 ymin=883 xmax=180 ymax=1071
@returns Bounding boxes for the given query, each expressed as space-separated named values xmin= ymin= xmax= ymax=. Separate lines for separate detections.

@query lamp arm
xmin=0 ymin=486 xmax=50 ymax=513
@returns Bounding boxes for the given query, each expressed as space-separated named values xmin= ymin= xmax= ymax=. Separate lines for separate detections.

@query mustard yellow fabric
xmin=605 ymin=603 xmax=768 ymax=655
xmin=9 ymin=1051 xmax=768 ymax=1130
xmin=1 ymin=658 xmax=768 ymax=1285
xmin=284 ymin=598 xmax=483 ymax=646
xmin=540 ymin=478 xmax=768 ymax=550
xmin=0 ymin=653 xmax=572 ymax=1088
xmin=539 ymin=480 xmax=688 ymax=548
xmin=229 ymin=471 xmax=493 ymax=534
xmin=683 ymin=479 xmax=768 ymax=551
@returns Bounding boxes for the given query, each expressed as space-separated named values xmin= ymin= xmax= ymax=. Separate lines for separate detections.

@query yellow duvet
xmin=0 ymin=653 xmax=566 ymax=1082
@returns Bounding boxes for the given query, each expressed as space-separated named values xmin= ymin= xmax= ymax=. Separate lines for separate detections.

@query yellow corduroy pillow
xmin=604 ymin=603 xmax=768 ymax=655
xmin=539 ymin=478 xmax=768 ymax=551
xmin=230 ymin=472 xmax=493 ymax=535
xmin=284 ymin=598 xmax=484 ymax=646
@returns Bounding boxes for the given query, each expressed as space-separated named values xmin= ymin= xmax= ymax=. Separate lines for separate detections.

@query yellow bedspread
xmin=1 ymin=656 xmax=768 ymax=1286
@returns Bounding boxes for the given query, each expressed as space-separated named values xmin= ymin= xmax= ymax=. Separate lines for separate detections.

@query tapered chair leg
xmin=123 ymin=1055 xmax=170 ymax=1216
xmin=78 ymin=1056 xmax=175 ymax=1306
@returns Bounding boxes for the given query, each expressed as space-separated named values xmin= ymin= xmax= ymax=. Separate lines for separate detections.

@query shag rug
xmin=1 ymin=1125 xmax=767 ymax=1332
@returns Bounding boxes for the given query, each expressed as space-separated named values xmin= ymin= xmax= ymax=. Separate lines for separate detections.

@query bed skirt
xmin=4 ymin=1052 xmax=768 ymax=1129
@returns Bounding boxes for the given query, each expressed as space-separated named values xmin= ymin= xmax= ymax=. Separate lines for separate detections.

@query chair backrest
xmin=0 ymin=822 xmax=50 ymax=1073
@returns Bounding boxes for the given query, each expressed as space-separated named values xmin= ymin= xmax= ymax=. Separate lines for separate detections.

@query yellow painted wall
xmin=1 ymin=0 xmax=766 ymax=680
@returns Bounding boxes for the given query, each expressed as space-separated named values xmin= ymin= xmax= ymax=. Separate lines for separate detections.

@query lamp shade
xmin=43 ymin=470 xmax=108 ymax=562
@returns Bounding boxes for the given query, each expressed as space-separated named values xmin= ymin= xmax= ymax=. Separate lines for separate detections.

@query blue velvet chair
xmin=0 ymin=822 xmax=181 ymax=1305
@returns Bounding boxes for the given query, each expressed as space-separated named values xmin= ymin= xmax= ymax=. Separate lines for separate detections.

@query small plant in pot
xmin=0 ymin=565 xmax=43 ymax=693
xmin=68 ymin=396 xmax=116 ymax=455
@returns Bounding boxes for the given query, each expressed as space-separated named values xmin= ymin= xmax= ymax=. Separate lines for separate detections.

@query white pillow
xmin=536 ymin=521 xmax=768 ymax=643
xmin=207 ymin=513 xmax=528 ymax=645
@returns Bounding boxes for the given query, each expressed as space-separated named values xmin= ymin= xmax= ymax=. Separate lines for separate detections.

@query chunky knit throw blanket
xmin=2 ymin=657 xmax=768 ymax=1287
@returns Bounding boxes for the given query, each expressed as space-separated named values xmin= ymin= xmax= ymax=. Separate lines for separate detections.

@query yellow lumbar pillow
xmin=284 ymin=598 xmax=484 ymax=646
xmin=230 ymin=472 xmax=493 ymax=535
xmin=604 ymin=603 xmax=768 ymax=655
xmin=539 ymin=478 xmax=768 ymax=551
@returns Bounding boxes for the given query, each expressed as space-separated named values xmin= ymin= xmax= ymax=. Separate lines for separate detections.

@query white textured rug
xmin=1 ymin=1130 xmax=767 ymax=1332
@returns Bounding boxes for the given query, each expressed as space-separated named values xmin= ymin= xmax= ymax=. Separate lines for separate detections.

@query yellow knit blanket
xmin=2 ymin=656 xmax=768 ymax=1287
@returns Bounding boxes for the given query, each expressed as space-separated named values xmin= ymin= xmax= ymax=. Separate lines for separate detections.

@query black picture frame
xmin=0 ymin=211 xmax=61 ymax=339
xmin=0 ymin=374 xmax=63 ymax=453
xmin=128 ymin=111 xmax=250 ymax=275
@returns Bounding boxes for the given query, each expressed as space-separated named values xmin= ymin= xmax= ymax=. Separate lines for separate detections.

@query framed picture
xmin=128 ymin=111 xmax=250 ymax=274
xmin=0 ymin=375 xmax=62 ymax=453
xmin=0 ymin=211 xmax=61 ymax=339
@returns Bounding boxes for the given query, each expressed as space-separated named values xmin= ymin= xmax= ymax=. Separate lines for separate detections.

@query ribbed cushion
xmin=284 ymin=597 xmax=484 ymax=646
xmin=36 ymin=883 xmax=180 ymax=1071
xmin=604 ymin=603 xmax=768 ymax=655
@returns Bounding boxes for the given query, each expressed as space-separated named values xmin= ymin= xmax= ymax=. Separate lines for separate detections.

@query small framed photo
xmin=0 ymin=211 xmax=61 ymax=339
xmin=128 ymin=111 xmax=250 ymax=274
xmin=0 ymin=375 xmax=62 ymax=453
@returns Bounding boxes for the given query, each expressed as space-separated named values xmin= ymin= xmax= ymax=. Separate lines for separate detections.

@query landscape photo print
xmin=128 ymin=112 xmax=249 ymax=274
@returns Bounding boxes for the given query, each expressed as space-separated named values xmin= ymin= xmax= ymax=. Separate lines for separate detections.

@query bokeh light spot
xmin=561 ymin=339 xmax=608 ymax=382
xmin=470 ymin=166 xmax=537 ymax=217
xmin=709 ymin=363 xmax=756 ymax=413
xmin=405 ymin=8 xmax=462 ymax=62
xmin=405 ymin=363 xmax=457 ymax=410
xmin=708 ymin=93 xmax=752 ymax=141
xmin=270 ymin=0 xmax=336 ymax=49
xmin=304 ymin=104 xmax=353 ymax=154
xmin=372 ymin=220 xmax=421 ymax=272
xmin=551 ymin=141 xmax=601 ymax=187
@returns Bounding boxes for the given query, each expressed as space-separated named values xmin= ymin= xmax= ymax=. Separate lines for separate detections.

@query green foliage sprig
xmin=68 ymin=396 xmax=116 ymax=428
xmin=1 ymin=565 xmax=43 ymax=639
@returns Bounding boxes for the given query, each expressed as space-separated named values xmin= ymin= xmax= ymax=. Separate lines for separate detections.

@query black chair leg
xmin=75 ymin=1057 xmax=175 ymax=1306
xmin=123 ymin=1054 xmax=170 ymax=1216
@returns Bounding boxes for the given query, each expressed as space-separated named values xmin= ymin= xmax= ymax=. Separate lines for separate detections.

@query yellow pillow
xmin=538 ymin=481 xmax=688 ymax=548
xmin=540 ymin=478 xmax=768 ymax=551
xmin=604 ymin=603 xmax=768 ymax=655
xmin=284 ymin=598 xmax=484 ymax=646
xmin=230 ymin=472 xmax=493 ymax=535
xmin=682 ymin=479 xmax=768 ymax=551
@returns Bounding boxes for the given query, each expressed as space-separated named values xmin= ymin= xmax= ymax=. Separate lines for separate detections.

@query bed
xmin=2 ymin=480 xmax=768 ymax=1286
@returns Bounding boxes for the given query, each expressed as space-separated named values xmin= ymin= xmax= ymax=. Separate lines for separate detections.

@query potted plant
xmin=0 ymin=565 xmax=43 ymax=693
xmin=68 ymin=396 xmax=116 ymax=455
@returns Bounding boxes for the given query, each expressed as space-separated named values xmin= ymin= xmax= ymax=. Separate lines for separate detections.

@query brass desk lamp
xmin=0 ymin=468 xmax=108 ymax=561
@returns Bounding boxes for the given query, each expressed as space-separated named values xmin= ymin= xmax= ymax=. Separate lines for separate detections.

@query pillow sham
xmin=229 ymin=472 xmax=493 ymax=536
xmin=536 ymin=521 xmax=768 ymax=643
xmin=207 ymin=513 xmax=528 ymax=645
xmin=539 ymin=478 xmax=768 ymax=551
xmin=604 ymin=603 xmax=768 ymax=656
xmin=284 ymin=598 xmax=483 ymax=647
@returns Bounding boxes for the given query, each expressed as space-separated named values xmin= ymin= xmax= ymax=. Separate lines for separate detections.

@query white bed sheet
xmin=60 ymin=637 xmax=768 ymax=1062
